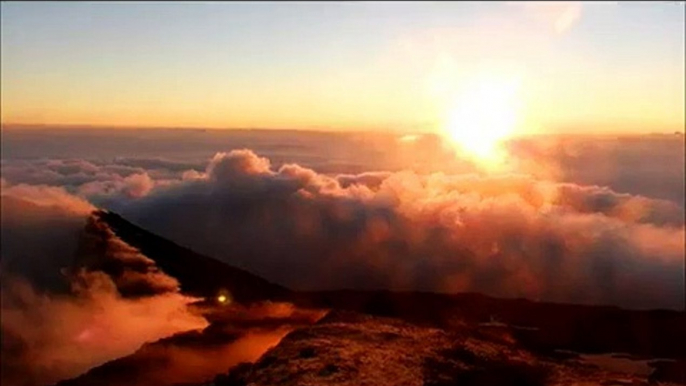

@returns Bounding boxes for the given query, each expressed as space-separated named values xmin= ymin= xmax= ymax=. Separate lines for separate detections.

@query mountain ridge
xmin=92 ymin=209 xmax=290 ymax=303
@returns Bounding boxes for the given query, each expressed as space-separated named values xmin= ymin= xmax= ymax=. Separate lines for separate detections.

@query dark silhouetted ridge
xmin=92 ymin=209 xmax=290 ymax=303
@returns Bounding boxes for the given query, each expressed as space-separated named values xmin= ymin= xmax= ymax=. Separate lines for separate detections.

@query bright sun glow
xmin=443 ymin=77 xmax=522 ymax=169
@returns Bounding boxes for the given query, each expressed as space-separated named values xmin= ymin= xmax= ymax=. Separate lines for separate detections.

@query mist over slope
xmin=0 ymin=195 xmax=209 ymax=386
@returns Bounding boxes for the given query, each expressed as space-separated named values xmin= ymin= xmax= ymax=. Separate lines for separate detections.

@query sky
xmin=1 ymin=1 xmax=684 ymax=133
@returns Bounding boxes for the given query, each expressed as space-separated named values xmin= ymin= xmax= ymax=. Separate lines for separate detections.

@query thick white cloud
xmin=2 ymin=131 xmax=684 ymax=311
xmin=104 ymin=149 xmax=684 ymax=310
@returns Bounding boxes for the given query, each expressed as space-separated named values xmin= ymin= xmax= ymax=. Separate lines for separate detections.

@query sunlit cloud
xmin=88 ymin=148 xmax=685 ymax=310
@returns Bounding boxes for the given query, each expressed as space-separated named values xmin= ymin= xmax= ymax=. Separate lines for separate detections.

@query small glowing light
xmin=215 ymin=289 xmax=233 ymax=305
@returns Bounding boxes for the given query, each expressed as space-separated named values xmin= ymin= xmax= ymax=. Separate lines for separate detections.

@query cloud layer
xmin=106 ymin=148 xmax=684 ymax=310
xmin=1 ymin=131 xmax=684 ymax=312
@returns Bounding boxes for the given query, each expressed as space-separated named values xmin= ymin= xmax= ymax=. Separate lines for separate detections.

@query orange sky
xmin=1 ymin=2 xmax=684 ymax=134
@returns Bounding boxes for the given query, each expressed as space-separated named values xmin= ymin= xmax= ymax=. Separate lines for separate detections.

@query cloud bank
xmin=2 ymin=131 xmax=684 ymax=311
xmin=104 ymin=148 xmax=684 ymax=310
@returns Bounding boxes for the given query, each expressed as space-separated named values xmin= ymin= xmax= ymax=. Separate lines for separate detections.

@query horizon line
xmin=1 ymin=122 xmax=684 ymax=137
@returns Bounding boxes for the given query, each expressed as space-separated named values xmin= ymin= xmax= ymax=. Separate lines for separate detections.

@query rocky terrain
xmin=200 ymin=310 xmax=684 ymax=386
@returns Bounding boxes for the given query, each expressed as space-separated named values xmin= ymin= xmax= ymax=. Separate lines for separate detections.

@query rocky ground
xmin=199 ymin=310 xmax=684 ymax=386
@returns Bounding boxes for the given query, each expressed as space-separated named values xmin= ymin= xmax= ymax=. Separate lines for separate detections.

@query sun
xmin=442 ymin=77 xmax=522 ymax=168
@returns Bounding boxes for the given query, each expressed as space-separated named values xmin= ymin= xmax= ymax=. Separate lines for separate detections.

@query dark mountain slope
xmin=92 ymin=210 xmax=290 ymax=303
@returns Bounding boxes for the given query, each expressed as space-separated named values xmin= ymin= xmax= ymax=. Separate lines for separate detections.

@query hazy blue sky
xmin=1 ymin=1 xmax=684 ymax=133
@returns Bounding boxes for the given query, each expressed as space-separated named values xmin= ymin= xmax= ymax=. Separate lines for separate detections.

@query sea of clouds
xmin=2 ymin=128 xmax=684 ymax=309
